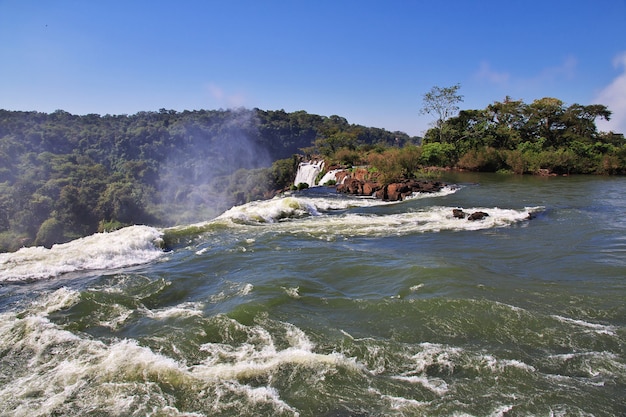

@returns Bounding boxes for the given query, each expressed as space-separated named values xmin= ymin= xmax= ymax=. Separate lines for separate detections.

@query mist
xmin=156 ymin=108 xmax=272 ymax=225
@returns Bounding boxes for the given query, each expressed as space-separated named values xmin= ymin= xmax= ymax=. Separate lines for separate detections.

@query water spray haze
xmin=157 ymin=108 xmax=272 ymax=224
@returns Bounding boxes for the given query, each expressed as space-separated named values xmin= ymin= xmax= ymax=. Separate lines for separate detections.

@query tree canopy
xmin=420 ymin=84 xmax=464 ymax=142
xmin=0 ymin=97 xmax=623 ymax=253
xmin=0 ymin=108 xmax=416 ymax=251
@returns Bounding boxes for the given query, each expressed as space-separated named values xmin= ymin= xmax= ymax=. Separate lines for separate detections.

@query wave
xmin=0 ymin=225 xmax=164 ymax=282
xmin=1 ymin=188 xmax=541 ymax=282
xmin=2 ymin=287 xmax=624 ymax=416
xmin=275 ymin=205 xmax=542 ymax=239
xmin=0 ymin=289 xmax=358 ymax=416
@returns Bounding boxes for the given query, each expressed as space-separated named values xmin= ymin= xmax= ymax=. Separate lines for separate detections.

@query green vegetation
xmin=1 ymin=96 xmax=623 ymax=252
xmin=423 ymin=95 xmax=624 ymax=175
xmin=0 ymin=108 xmax=413 ymax=251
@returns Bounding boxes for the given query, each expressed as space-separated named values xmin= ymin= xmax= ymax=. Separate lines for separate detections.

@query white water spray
xmin=293 ymin=160 xmax=324 ymax=187
xmin=318 ymin=169 xmax=344 ymax=186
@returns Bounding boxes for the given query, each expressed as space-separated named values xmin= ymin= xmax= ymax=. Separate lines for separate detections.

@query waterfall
xmin=293 ymin=160 xmax=324 ymax=188
xmin=318 ymin=169 xmax=343 ymax=185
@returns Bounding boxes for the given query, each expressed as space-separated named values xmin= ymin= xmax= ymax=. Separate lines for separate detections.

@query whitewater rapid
xmin=2 ymin=174 xmax=625 ymax=417
xmin=0 ymin=186 xmax=542 ymax=282
xmin=0 ymin=225 xmax=165 ymax=282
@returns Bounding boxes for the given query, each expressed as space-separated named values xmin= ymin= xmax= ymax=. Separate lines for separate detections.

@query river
xmin=1 ymin=172 xmax=624 ymax=416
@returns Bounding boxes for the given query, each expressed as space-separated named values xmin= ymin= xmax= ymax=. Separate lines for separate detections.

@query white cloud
xmin=537 ymin=55 xmax=577 ymax=81
xmin=594 ymin=52 xmax=626 ymax=134
xmin=475 ymin=56 xmax=578 ymax=96
xmin=475 ymin=61 xmax=510 ymax=85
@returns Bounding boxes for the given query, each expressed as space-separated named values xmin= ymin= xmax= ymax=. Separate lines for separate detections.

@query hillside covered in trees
xmin=0 ymin=108 xmax=414 ymax=251
xmin=1 ymin=96 xmax=624 ymax=252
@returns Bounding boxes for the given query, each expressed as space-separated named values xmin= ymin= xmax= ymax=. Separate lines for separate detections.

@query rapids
xmin=1 ymin=173 xmax=625 ymax=416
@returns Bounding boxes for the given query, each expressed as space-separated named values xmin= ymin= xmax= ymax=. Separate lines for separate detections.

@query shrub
xmin=503 ymin=150 xmax=526 ymax=174
xmin=35 ymin=217 xmax=65 ymax=248
xmin=368 ymin=149 xmax=403 ymax=184
xmin=419 ymin=142 xmax=456 ymax=167
xmin=457 ymin=147 xmax=503 ymax=171
xmin=333 ymin=148 xmax=361 ymax=166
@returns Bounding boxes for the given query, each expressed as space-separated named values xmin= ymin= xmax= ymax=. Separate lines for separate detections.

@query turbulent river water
xmin=0 ymin=172 xmax=625 ymax=417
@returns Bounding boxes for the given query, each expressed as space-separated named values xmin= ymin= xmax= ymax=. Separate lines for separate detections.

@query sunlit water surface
xmin=1 ymin=173 xmax=625 ymax=416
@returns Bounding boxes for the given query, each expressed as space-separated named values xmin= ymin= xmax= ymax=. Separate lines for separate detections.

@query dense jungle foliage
xmin=0 ymin=108 xmax=413 ymax=251
xmin=420 ymin=97 xmax=625 ymax=175
xmin=1 ymin=97 xmax=623 ymax=252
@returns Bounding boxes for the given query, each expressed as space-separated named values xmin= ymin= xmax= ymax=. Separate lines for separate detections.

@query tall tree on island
xmin=420 ymin=84 xmax=464 ymax=143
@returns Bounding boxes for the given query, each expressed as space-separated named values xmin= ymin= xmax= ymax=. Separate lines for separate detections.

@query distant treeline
xmin=0 ymin=108 xmax=415 ymax=251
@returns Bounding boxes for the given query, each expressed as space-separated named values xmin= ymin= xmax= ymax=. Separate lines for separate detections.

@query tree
xmin=420 ymin=84 xmax=464 ymax=142
xmin=525 ymin=97 xmax=566 ymax=147
xmin=561 ymin=103 xmax=611 ymax=143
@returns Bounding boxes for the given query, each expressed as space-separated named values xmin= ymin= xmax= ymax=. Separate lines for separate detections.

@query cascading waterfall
xmin=293 ymin=160 xmax=324 ymax=187
xmin=318 ymin=169 xmax=344 ymax=186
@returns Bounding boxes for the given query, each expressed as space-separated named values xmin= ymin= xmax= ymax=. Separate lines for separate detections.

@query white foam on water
xmin=478 ymin=354 xmax=536 ymax=373
xmin=391 ymin=375 xmax=450 ymax=396
xmin=146 ymin=406 xmax=206 ymax=417
xmin=282 ymin=286 xmax=301 ymax=299
xmin=193 ymin=342 xmax=351 ymax=381
xmin=450 ymin=405 xmax=516 ymax=417
xmin=217 ymin=381 xmax=301 ymax=416
xmin=0 ymin=225 xmax=164 ymax=282
xmin=1 ymin=294 xmax=321 ymax=416
xmin=272 ymin=205 xmax=543 ymax=239
xmin=211 ymin=185 xmax=462 ymax=227
xmin=97 ymin=304 xmax=134 ymax=330
xmin=544 ymin=350 xmax=624 ymax=382
xmin=144 ymin=301 xmax=205 ymax=320
xmin=490 ymin=405 xmax=515 ymax=417
xmin=552 ymin=315 xmax=618 ymax=336
xmin=194 ymin=318 xmax=359 ymax=382
xmin=29 ymin=286 xmax=82 ymax=315
xmin=209 ymin=282 xmax=254 ymax=303
xmin=368 ymin=386 xmax=431 ymax=411
xmin=217 ymin=197 xmax=322 ymax=224
xmin=384 ymin=395 xmax=426 ymax=410
xmin=405 ymin=184 xmax=460 ymax=200
xmin=0 ymin=308 xmax=192 ymax=416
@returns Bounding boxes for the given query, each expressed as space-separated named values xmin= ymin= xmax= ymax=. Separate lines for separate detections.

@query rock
xmin=335 ymin=177 xmax=448 ymax=201
xmin=467 ymin=211 xmax=489 ymax=221
xmin=334 ymin=171 xmax=350 ymax=184
xmin=452 ymin=209 xmax=466 ymax=219
xmin=362 ymin=181 xmax=379 ymax=196
xmin=386 ymin=183 xmax=404 ymax=201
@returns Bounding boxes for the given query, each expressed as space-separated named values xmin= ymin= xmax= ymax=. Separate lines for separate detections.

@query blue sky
xmin=1 ymin=0 xmax=625 ymax=136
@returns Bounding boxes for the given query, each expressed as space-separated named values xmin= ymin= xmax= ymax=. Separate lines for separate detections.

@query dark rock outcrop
xmin=467 ymin=211 xmax=489 ymax=221
xmin=337 ymin=178 xmax=447 ymax=201
xmin=452 ymin=209 xmax=466 ymax=219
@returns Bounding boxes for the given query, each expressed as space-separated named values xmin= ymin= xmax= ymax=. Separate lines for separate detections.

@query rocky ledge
xmin=336 ymin=178 xmax=447 ymax=201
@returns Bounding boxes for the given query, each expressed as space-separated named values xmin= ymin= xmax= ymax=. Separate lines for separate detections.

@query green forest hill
xmin=1 ymin=97 xmax=624 ymax=252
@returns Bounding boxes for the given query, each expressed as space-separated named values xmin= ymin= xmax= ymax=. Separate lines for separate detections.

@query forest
xmin=0 ymin=97 xmax=624 ymax=252
xmin=0 ymin=108 xmax=413 ymax=251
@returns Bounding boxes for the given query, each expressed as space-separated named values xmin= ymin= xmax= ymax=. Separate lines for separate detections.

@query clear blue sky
xmin=2 ymin=0 xmax=625 ymax=136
